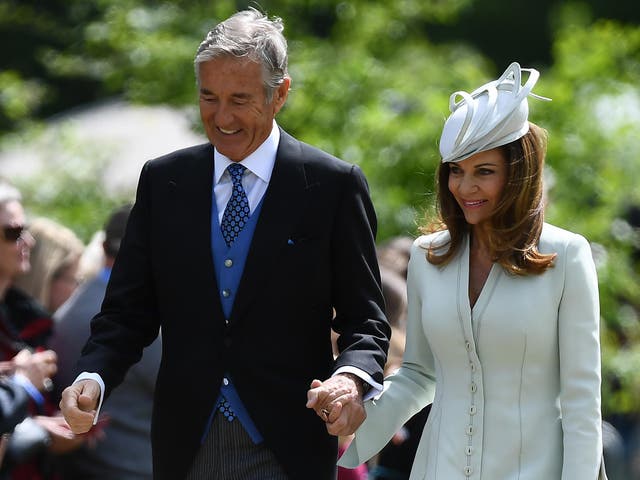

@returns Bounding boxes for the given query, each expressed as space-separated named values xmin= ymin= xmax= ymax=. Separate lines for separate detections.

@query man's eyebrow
xmin=198 ymin=89 xmax=252 ymax=100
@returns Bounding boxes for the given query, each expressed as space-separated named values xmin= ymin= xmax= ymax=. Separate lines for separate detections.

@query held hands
xmin=306 ymin=373 xmax=366 ymax=436
xmin=59 ymin=379 xmax=101 ymax=434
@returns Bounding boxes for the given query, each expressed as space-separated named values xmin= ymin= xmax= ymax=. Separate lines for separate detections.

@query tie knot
xmin=227 ymin=163 xmax=246 ymax=185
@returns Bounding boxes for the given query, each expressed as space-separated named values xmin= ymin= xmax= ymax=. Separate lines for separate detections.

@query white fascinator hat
xmin=439 ymin=62 xmax=551 ymax=164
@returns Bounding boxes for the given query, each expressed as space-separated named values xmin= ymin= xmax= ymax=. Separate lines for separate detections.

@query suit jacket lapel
xmin=231 ymin=130 xmax=309 ymax=322
xmin=170 ymin=143 xmax=224 ymax=320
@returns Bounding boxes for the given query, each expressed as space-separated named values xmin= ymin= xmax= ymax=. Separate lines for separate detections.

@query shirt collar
xmin=213 ymin=120 xmax=280 ymax=185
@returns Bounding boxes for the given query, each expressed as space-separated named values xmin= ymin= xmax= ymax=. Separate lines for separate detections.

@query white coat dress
xmin=340 ymin=223 xmax=602 ymax=479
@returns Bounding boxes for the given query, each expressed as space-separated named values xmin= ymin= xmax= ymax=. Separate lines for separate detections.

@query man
xmin=60 ymin=8 xmax=389 ymax=480
xmin=51 ymin=204 xmax=160 ymax=479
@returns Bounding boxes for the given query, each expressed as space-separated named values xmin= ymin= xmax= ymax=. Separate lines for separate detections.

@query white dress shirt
xmin=213 ymin=120 xmax=279 ymax=222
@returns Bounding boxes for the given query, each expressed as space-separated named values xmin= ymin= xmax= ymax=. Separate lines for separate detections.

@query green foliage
xmin=0 ymin=71 xmax=46 ymax=125
xmin=536 ymin=18 xmax=640 ymax=415
xmin=4 ymin=123 xmax=133 ymax=242
xmin=18 ymin=171 xmax=130 ymax=244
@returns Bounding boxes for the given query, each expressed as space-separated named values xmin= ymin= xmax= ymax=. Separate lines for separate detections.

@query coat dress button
xmin=222 ymin=289 xmax=231 ymax=298
xmin=464 ymin=466 xmax=473 ymax=476
xmin=224 ymin=258 xmax=233 ymax=268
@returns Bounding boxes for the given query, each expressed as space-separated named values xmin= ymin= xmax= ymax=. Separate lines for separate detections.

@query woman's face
xmin=0 ymin=200 xmax=34 ymax=281
xmin=447 ymin=148 xmax=508 ymax=226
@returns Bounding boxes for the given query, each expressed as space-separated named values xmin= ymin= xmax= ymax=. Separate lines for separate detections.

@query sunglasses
xmin=2 ymin=225 xmax=27 ymax=242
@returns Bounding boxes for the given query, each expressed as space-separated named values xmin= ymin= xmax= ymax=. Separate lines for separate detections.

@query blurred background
xmin=1 ymin=0 xmax=639 ymax=474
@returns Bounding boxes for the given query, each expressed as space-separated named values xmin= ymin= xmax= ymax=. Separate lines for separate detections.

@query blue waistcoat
xmin=203 ymin=191 xmax=265 ymax=444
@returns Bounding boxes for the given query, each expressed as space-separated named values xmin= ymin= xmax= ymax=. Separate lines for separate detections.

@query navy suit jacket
xmin=76 ymin=129 xmax=390 ymax=479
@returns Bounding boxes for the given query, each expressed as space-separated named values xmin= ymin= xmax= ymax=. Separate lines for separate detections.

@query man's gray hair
xmin=0 ymin=178 xmax=22 ymax=208
xmin=194 ymin=8 xmax=289 ymax=102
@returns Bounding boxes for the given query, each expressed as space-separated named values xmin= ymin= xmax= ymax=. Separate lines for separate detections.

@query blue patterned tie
xmin=220 ymin=163 xmax=250 ymax=247
xmin=216 ymin=397 xmax=236 ymax=422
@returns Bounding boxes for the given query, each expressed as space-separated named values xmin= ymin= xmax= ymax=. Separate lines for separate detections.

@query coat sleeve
xmin=0 ymin=379 xmax=28 ymax=434
xmin=76 ymin=161 xmax=160 ymax=396
xmin=339 ymin=239 xmax=436 ymax=467
xmin=330 ymin=164 xmax=390 ymax=386
xmin=558 ymin=233 xmax=603 ymax=479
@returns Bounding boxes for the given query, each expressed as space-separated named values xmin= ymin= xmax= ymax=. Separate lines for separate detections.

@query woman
xmin=339 ymin=63 xmax=603 ymax=478
xmin=13 ymin=217 xmax=84 ymax=314
xmin=0 ymin=180 xmax=84 ymax=479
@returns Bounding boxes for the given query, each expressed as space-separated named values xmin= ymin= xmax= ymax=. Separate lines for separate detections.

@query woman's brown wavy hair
xmin=422 ymin=122 xmax=556 ymax=275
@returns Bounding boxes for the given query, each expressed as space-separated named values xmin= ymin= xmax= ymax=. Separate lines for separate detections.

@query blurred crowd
xmin=0 ymin=178 xmax=158 ymax=480
xmin=0 ymin=173 xmax=639 ymax=479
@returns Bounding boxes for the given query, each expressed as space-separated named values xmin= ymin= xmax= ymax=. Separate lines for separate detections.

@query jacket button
xmin=464 ymin=466 xmax=473 ymax=476
xmin=223 ymin=377 xmax=229 ymax=386
xmin=470 ymin=382 xmax=477 ymax=393
xmin=224 ymin=259 xmax=233 ymax=268
xmin=465 ymin=341 xmax=473 ymax=352
xmin=222 ymin=289 xmax=231 ymax=298
xmin=469 ymin=405 xmax=476 ymax=415
xmin=466 ymin=446 xmax=473 ymax=455
xmin=466 ymin=425 xmax=474 ymax=435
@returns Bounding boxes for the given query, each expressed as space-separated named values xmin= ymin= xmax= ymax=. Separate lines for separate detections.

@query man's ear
xmin=273 ymin=77 xmax=291 ymax=114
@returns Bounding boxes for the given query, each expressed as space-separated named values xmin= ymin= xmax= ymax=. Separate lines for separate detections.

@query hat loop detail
xmin=439 ymin=62 xmax=551 ymax=164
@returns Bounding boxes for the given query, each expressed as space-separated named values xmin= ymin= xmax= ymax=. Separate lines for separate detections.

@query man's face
xmin=198 ymin=56 xmax=290 ymax=162
xmin=0 ymin=200 xmax=34 ymax=282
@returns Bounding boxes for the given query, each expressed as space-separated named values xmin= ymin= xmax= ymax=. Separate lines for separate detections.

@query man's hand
xmin=59 ymin=379 xmax=101 ymax=434
xmin=306 ymin=373 xmax=366 ymax=436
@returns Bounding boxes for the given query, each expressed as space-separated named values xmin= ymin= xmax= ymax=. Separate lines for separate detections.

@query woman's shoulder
xmin=413 ymin=230 xmax=451 ymax=254
xmin=539 ymin=223 xmax=592 ymax=260
xmin=540 ymin=223 xmax=589 ymax=247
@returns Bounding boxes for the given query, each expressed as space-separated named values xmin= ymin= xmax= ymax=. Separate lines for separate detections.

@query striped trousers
xmin=185 ymin=413 xmax=289 ymax=480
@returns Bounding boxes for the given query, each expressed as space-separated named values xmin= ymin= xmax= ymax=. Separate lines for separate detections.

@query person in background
xmin=0 ymin=179 xmax=81 ymax=480
xmin=339 ymin=63 xmax=604 ymax=478
xmin=13 ymin=217 xmax=84 ymax=315
xmin=51 ymin=204 xmax=160 ymax=480
xmin=377 ymin=236 xmax=413 ymax=281
xmin=0 ymin=349 xmax=58 ymax=436
xmin=59 ymin=8 xmax=389 ymax=480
